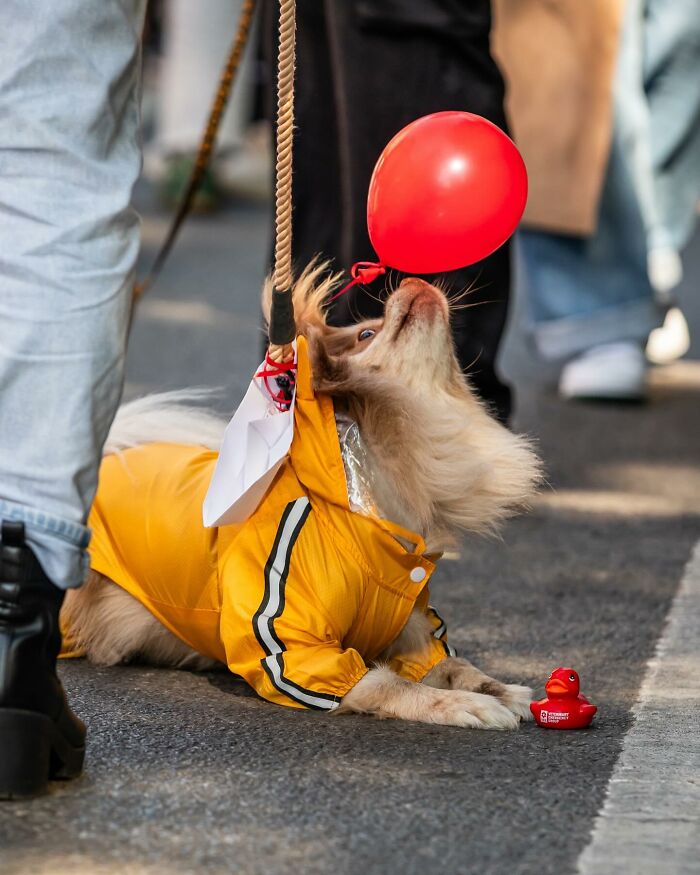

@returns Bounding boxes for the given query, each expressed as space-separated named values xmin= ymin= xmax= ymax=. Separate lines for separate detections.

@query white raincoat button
xmin=410 ymin=567 xmax=426 ymax=583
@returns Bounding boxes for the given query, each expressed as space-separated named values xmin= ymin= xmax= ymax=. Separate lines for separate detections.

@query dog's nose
xmin=396 ymin=278 xmax=447 ymax=315
xmin=399 ymin=277 xmax=433 ymax=293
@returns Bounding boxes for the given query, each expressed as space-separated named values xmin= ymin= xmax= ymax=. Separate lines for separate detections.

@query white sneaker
xmin=646 ymin=307 xmax=691 ymax=365
xmin=559 ymin=342 xmax=647 ymax=401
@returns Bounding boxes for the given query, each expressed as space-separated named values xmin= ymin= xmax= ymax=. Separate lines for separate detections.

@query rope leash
xmin=266 ymin=0 xmax=297 ymax=362
xmin=261 ymin=0 xmax=299 ymax=410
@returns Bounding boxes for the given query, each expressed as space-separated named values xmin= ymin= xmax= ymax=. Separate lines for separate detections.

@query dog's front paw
xmin=499 ymin=684 xmax=534 ymax=721
xmin=432 ymin=690 xmax=520 ymax=730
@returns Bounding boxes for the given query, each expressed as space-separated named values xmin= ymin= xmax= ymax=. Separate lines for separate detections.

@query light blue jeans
xmin=0 ymin=0 xmax=146 ymax=588
xmin=522 ymin=0 xmax=700 ymax=361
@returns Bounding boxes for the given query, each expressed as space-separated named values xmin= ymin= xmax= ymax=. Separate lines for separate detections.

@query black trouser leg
xmin=0 ymin=522 xmax=85 ymax=799
xmin=264 ymin=0 xmax=512 ymax=422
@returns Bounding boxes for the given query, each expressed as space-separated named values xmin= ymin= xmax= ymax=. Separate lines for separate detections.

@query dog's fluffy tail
xmin=104 ymin=390 xmax=227 ymax=456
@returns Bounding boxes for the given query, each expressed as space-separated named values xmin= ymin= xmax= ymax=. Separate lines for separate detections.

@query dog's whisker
xmin=364 ymin=287 xmax=388 ymax=308
xmin=449 ymin=298 xmax=500 ymax=313
xmin=445 ymin=284 xmax=478 ymax=305
xmin=446 ymin=279 xmax=492 ymax=306
xmin=461 ymin=348 xmax=484 ymax=376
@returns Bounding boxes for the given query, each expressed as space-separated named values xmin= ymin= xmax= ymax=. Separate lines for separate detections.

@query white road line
xmin=576 ymin=539 xmax=700 ymax=875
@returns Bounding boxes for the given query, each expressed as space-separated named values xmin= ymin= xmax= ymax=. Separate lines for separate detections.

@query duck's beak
xmin=545 ymin=678 xmax=569 ymax=695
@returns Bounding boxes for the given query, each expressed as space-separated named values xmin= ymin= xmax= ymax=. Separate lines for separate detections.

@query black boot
xmin=0 ymin=521 xmax=86 ymax=799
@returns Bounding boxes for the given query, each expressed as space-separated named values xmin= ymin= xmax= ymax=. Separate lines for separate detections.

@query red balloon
xmin=367 ymin=111 xmax=528 ymax=274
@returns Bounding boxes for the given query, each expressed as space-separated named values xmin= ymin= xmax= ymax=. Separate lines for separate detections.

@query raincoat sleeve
xmin=219 ymin=497 xmax=369 ymax=711
xmin=388 ymin=605 xmax=456 ymax=683
xmin=249 ymin=636 xmax=369 ymax=711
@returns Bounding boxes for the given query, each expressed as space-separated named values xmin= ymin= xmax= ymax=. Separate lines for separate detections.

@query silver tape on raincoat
xmin=336 ymin=414 xmax=420 ymax=552
xmin=335 ymin=414 xmax=381 ymax=519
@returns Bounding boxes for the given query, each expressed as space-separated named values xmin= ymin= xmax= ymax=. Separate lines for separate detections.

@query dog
xmin=62 ymin=265 xmax=541 ymax=729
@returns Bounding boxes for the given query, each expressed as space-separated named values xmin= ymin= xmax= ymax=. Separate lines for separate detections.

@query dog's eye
xmin=358 ymin=328 xmax=376 ymax=342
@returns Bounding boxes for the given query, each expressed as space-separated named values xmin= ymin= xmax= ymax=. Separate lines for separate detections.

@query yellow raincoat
xmin=71 ymin=337 xmax=452 ymax=710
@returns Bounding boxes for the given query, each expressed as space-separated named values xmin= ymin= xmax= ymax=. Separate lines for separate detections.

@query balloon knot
xmin=351 ymin=261 xmax=386 ymax=284
xmin=329 ymin=261 xmax=386 ymax=302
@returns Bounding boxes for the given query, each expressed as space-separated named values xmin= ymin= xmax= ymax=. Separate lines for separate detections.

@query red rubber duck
xmin=530 ymin=667 xmax=597 ymax=729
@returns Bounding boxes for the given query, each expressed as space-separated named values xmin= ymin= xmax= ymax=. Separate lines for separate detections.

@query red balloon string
xmin=328 ymin=261 xmax=386 ymax=303
xmin=255 ymin=353 xmax=297 ymax=412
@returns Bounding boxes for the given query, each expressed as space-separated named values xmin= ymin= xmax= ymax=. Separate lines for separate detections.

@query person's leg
xmin=0 ymin=0 xmax=145 ymax=797
xmin=520 ymin=119 xmax=659 ymax=400
xmin=157 ymin=0 xmax=255 ymax=157
xmin=152 ymin=0 xmax=256 ymax=208
xmin=288 ymin=0 xmax=512 ymax=421
xmin=520 ymin=0 xmax=660 ymax=386
xmin=521 ymin=129 xmax=658 ymax=362
xmin=644 ymin=0 xmax=700 ymax=252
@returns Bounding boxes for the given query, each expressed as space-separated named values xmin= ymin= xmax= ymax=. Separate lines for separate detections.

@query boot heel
xmin=0 ymin=709 xmax=53 ymax=799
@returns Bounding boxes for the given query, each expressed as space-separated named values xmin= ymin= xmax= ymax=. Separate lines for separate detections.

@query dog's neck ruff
xmin=293 ymin=336 xmax=427 ymax=556
xmin=335 ymin=413 xmax=418 ymax=552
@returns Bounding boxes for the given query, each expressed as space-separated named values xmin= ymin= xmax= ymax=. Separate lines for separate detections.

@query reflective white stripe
xmin=255 ymin=497 xmax=339 ymax=711
xmin=255 ymin=498 xmax=310 ymax=655
xmin=429 ymin=607 xmax=457 ymax=657
xmin=263 ymin=655 xmax=339 ymax=711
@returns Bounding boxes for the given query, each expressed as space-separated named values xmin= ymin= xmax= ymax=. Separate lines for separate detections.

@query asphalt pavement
xmin=3 ymin=190 xmax=699 ymax=875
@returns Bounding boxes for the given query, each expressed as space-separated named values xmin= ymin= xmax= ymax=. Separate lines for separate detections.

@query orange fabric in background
xmin=492 ymin=0 xmax=625 ymax=235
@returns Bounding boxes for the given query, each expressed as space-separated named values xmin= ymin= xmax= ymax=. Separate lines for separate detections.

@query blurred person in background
xmin=145 ymin=0 xmax=258 ymax=210
xmin=494 ymin=0 xmax=700 ymax=401
xmin=266 ymin=0 xmax=515 ymax=424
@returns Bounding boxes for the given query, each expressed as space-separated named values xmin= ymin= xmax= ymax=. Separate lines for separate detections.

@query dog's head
xmin=263 ymin=263 xmax=542 ymax=551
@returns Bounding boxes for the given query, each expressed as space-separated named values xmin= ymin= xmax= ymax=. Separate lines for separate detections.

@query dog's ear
xmin=261 ymin=260 xmax=344 ymax=334
xmin=305 ymin=326 xmax=352 ymax=394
